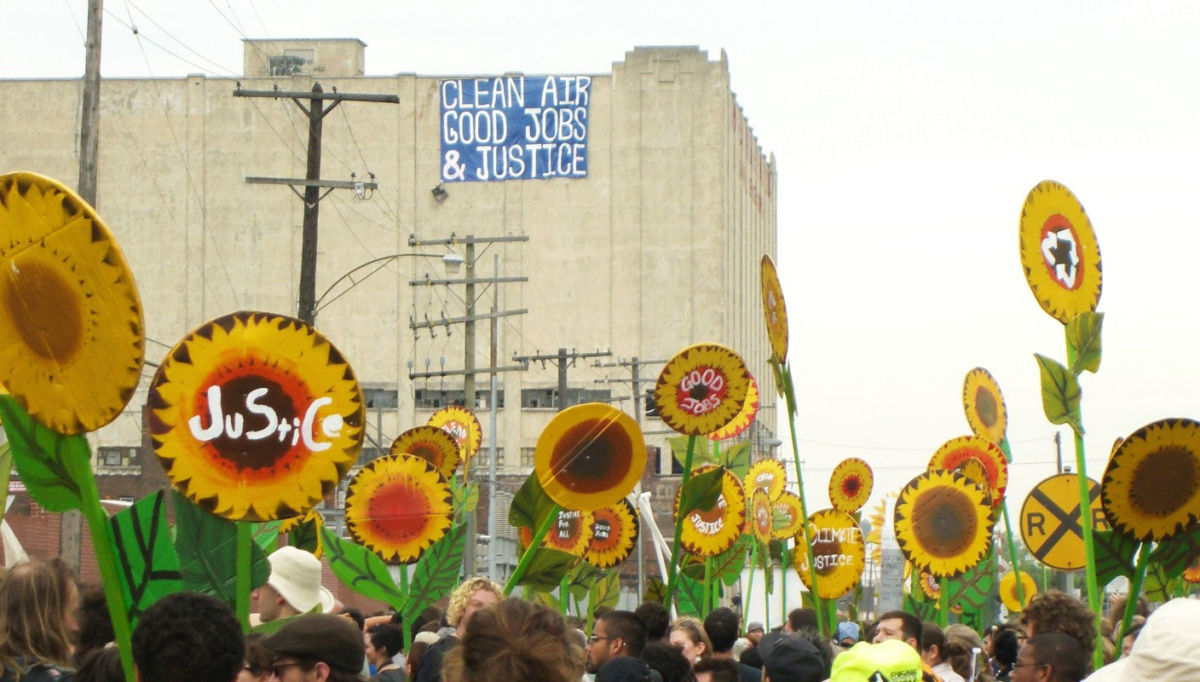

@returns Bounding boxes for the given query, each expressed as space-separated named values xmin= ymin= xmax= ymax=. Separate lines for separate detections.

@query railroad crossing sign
xmin=1020 ymin=473 xmax=1110 ymax=571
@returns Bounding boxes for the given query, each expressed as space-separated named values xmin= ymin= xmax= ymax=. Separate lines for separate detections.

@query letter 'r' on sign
xmin=1019 ymin=473 xmax=1110 ymax=571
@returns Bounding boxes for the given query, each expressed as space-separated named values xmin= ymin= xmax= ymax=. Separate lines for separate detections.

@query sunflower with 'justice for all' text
xmin=893 ymin=469 xmax=995 ymax=578
xmin=344 ymin=454 xmax=453 ymax=564
xmin=1101 ymin=418 xmax=1200 ymax=542
xmin=519 ymin=509 xmax=594 ymax=556
xmin=1018 ymin=180 xmax=1102 ymax=324
xmin=654 ymin=344 xmax=750 ymax=436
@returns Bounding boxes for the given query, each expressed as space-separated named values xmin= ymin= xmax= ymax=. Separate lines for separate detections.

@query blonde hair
xmin=0 ymin=559 xmax=77 ymax=671
xmin=670 ymin=616 xmax=713 ymax=660
xmin=446 ymin=576 xmax=503 ymax=627
xmin=443 ymin=598 xmax=583 ymax=682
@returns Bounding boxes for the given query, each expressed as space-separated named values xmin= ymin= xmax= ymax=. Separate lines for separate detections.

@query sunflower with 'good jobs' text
xmin=1101 ymin=418 xmax=1200 ymax=542
xmin=894 ymin=469 xmax=995 ymax=578
xmin=655 ymin=344 xmax=750 ymax=436
xmin=535 ymin=402 xmax=645 ymax=512
xmin=708 ymin=373 xmax=759 ymax=441
xmin=344 ymin=454 xmax=453 ymax=564
xmin=584 ymin=498 xmax=639 ymax=568
xmin=1018 ymin=180 xmax=1102 ymax=324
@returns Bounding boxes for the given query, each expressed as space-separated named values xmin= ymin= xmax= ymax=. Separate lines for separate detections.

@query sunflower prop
xmin=793 ymin=509 xmax=866 ymax=600
xmin=428 ymin=405 xmax=482 ymax=471
xmin=761 ymin=255 xmax=789 ymax=364
xmin=747 ymin=490 xmax=774 ymax=544
xmin=519 ymin=508 xmax=594 ymax=557
xmin=918 ymin=570 xmax=940 ymax=601
xmin=584 ymin=498 xmax=639 ymax=568
xmin=344 ymin=454 xmax=453 ymax=564
xmin=1019 ymin=180 xmax=1102 ymax=325
xmin=894 ymin=470 xmax=994 ymax=579
xmin=1000 ymin=570 xmax=1038 ymax=612
xmin=1101 ymin=418 xmax=1200 ymax=543
xmin=676 ymin=465 xmax=747 ymax=557
xmin=390 ymin=425 xmax=460 ymax=480
xmin=745 ymin=458 xmax=787 ymax=502
xmin=772 ymin=492 xmax=806 ymax=540
xmin=1184 ymin=552 xmax=1200 ymax=584
xmin=962 ymin=368 xmax=1007 ymax=447
xmin=928 ymin=436 xmax=1008 ymax=508
xmin=707 ymin=373 xmax=760 ymax=441
xmin=654 ymin=344 xmax=751 ymax=437
xmin=829 ymin=457 xmax=873 ymax=513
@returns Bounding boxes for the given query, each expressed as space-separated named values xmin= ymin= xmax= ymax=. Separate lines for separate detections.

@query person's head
xmin=405 ymin=640 xmax=431 ymax=680
xmin=702 ymin=607 xmax=740 ymax=655
xmin=341 ymin=607 xmax=365 ymax=632
xmin=991 ymin=626 xmax=1021 ymax=673
xmin=74 ymin=583 xmax=114 ymax=665
xmin=669 ymin=617 xmax=712 ymax=665
xmin=1014 ymin=633 xmax=1086 ymax=682
xmin=692 ymin=657 xmax=739 ymax=682
xmin=262 ymin=613 xmax=365 ymax=682
xmin=74 ymin=646 xmax=125 ymax=682
xmin=131 ymin=592 xmax=244 ymax=682
xmin=1084 ymin=598 xmax=1200 ymax=682
xmin=760 ymin=634 xmax=828 ymax=682
xmin=442 ymin=597 xmax=582 ymax=682
xmin=745 ymin=621 xmax=765 ymax=646
xmin=446 ymin=576 xmax=503 ymax=637
xmin=785 ymin=608 xmax=817 ymax=633
xmin=0 ymin=559 xmax=80 ymax=668
xmin=635 ymin=601 xmax=671 ymax=642
xmin=255 ymin=546 xmax=335 ymax=622
xmin=365 ymin=623 xmax=404 ymax=667
xmin=944 ymin=624 xmax=986 ymax=681
xmin=921 ymin=621 xmax=948 ymax=665
xmin=640 ymin=640 xmax=695 ymax=682
xmin=787 ymin=628 xmax=833 ymax=678
xmin=1020 ymin=590 xmax=1096 ymax=669
xmin=1120 ymin=621 xmax=1144 ymax=658
xmin=587 ymin=610 xmax=649 ymax=672
xmin=835 ymin=621 xmax=861 ymax=647
xmin=872 ymin=610 xmax=922 ymax=651
xmin=238 ymin=634 xmax=272 ymax=682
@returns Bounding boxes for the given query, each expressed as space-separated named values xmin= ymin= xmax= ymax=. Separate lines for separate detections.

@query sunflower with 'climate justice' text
xmin=793 ymin=509 xmax=866 ymax=600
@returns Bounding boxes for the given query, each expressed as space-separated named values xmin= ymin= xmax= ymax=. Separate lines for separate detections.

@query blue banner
xmin=440 ymin=75 xmax=590 ymax=182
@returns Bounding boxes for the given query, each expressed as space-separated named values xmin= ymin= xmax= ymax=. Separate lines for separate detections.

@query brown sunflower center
xmin=405 ymin=441 xmax=445 ymax=468
xmin=367 ymin=479 xmax=431 ymax=544
xmin=975 ymin=386 xmax=998 ymax=427
xmin=910 ymin=487 xmax=977 ymax=559
xmin=207 ymin=375 xmax=297 ymax=469
xmin=551 ymin=417 xmax=633 ymax=493
xmin=5 ymin=257 xmax=84 ymax=361
xmin=1131 ymin=445 xmax=1196 ymax=516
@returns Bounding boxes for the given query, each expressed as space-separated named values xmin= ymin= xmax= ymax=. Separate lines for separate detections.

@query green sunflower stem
xmin=938 ymin=577 xmax=949 ymax=627
xmin=236 ymin=521 xmax=251 ymax=631
xmin=744 ymin=541 xmax=758 ymax=625
xmin=1000 ymin=494 xmax=1025 ymax=610
xmin=664 ymin=435 xmax=697 ymax=609
xmin=503 ymin=502 xmax=561 ymax=595
xmin=560 ymin=572 xmax=569 ymax=616
xmin=399 ymin=565 xmax=412 ymax=656
xmin=779 ymin=361 xmax=826 ymax=639
xmin=1114 ymin=543 xmax=1150 ymax=662
xmin=1065 ymin=334 xmax=1103 ymax=672
xmin=77 ymin=459 xmax=136 ymax=682
xmin=703 ymin=557 xmax=713 ymax=615
xmin=763 ymin=553 xmax=772 ymax=630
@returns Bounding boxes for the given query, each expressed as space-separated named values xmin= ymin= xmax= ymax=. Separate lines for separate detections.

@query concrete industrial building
xmin=0 ymin=41 xmax=779 ymax=589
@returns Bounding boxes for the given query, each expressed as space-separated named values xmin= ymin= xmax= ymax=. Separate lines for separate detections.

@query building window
xmin=520 ymin=447 xmax=535 ymax=470
xmin=356 ymin=447 xmax=383 ymax=467
xmin=96 ymin=446 xmax=137 ymax=469
xmin=644 ymin=389 xmax=659 ymax=418
xmin=474 ymin=448 xmax=503 ymax=472
xmin=363 ymin=387 xmax=398 ymax=409
xmin=521 ymin=388 xmax=612 ymax=409
xmin=415 ymin=388 xmax=504 ymax=410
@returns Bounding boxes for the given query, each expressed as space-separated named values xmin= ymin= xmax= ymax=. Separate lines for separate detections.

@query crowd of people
xmin=0 ymin=548 xmax=1196 ymax=682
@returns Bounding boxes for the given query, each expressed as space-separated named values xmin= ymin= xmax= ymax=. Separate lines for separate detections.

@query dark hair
xmin=1028 ymin=632 xmax=1086 ymax=682
xmin=641 ymin=641 xmax=696 ymax=682
xmin=692 ymin=657 xmax=739 ymax=682
xmin=787 ymin=608 xmax=818 ymax=632
xmin=877 ymin=611 xmax=923 ymax=649
xmin=368 ymin=623 xmax=404 ymax=658
xmin=131 ymin=592 xmax=244 ymax=682
xmin=635 ymin=601 xmax=671 ymax=641
xmin=443 ymin=597 xmax=582 ymax=682
xmin=702 ymin=607 xmax=740 ymax=653
xmin=342 ymin=607 xmax=365 ymax=631
xmin=790 ymin=628 xmax=833 ymax=678
xmin=406 ymin=641 xmax=430 ymax=679
xmin=992 ymin=627 xmax=1020 ymax=672
xmin=283 ymin=657 xmax=363 ymax=682
xmin=74 ymin=584 xmax=114 ymax=666
xmin=74 ymin=646 xmax=125 ymax=682
xmin=1020 ymin=590 xmax=1097 ymax=671
xmin=244 ymin=634 xmax=272 ymax=677
xmin=600 ymin=610 xmax=649 ymax=657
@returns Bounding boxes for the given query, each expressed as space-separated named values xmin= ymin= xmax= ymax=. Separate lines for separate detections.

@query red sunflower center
xmin=675 ymin=366 xmax=729 ymax=416
xmin=1039 ymin=215 xmax=1084 ymax=291
xmin=842 ymin=476 xmax=862 ymax=498
xmin=366 ymin=479 xmax=432 ymax=544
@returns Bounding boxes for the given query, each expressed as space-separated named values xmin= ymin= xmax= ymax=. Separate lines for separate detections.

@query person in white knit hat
xmin=1085 ymin=598 xmax=1200 ymax=682
xmin=253 ymin=546 xmax=335 ymax=622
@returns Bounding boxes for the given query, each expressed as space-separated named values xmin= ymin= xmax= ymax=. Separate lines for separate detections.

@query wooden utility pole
xmin=235 ymin=84 xmax=398 ymax=324
xmin=514 ymin=348 xmax=614 ymax=411
xmin=76 ymin=0 xmax=103 ymax=207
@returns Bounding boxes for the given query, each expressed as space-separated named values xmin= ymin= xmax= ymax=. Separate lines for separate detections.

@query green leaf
xmin=588 ymin=570 xmax=621 ymax=613
xmin=710 ymin=536 xmax=750 ymax=586
xmin=454 ymin=480 xmax=480 ymax=514
xmin=678 ymin=467 xmax=725 ymax=516
xmin=1066 ymin=312 xmax=1103 ymax=375
xmin=0 ymin=441 xmax=13 ymax=519
xmin=286 ymin=516 xmax=321 ymax=555
xmin=401 ymin=523 xmax=469 ymax=625
xmin=720 ymin=442 xmax=752 ymax=479
xmin=110 ymin=491 xmax=183 ymax=626
xmin=1094 ymin=530 xmax=1139 ymax=586
xmin=681 ymin=552 xmax=706 ymax=581
xmin=172 ymin=490 xmax=269 ymax=608
xmin=567 ymin=561 xmax=605 ymax=602
xmin=1142 ymin=563 xmax=1178 ymax=603
xmin=642 ymin=577 xmax=667 ymax=603
xmin=945 ymin=548 xmax=995 ymax=611
xmin=1034 ymin=354 xmax=1084 ymax=435
xmin=0 ymin=395 xmax=88 ymax=511
xmin=675 ymin=572 xmax=705 ymax=617
xmin=517 ymin=548 xmax=577 ymax=591
xmin=320 ymin=527 xmax=406 ymax=610
xmin=509 ymin=475 xmax=556 ymax=531
xmin=669 ymin=436 xmax=717 ymax=472
xmin=248 ymin=606 xmax=321 ymax=635
xmin=1149 ymin=527 xmax=1200 ymax=579
xmin=530 ymin=589 xmax=561 ymax=611
xmin=252 ymin=521 xmax=281 ymax=554
xmin=903 ymin=592 xmax=938 ymax=622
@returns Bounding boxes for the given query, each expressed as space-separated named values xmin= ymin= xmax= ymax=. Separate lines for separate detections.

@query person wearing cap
xmin=263 ymin=613 xmax=366 ymax=682
xmin=831 ymin=639 xmax=924 ymax=682
xmin=741 ymin=622 xmax=766 ymax=669
xmin=759 ymin=634 xmax=827 ymax=682
xmin=254 ymin=546 xmax=336 ymax=622
xmin=837 ymin=622 xmax=861 ymax=648
xmin=1084 ymin=598 xmax=1200 ymax=682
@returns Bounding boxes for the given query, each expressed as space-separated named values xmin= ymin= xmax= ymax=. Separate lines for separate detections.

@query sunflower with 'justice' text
xmin=428 ymin=405 xmax=482 ymax=464
xmin=761 ymin=255 xmax=789 ymax=364
xmin=535 ymin=402 xmax=645 ymax=512
xmin=772 ymin=492 xmax=805 ymax=540
xmin=676 ymin=465 xmax=746 ymax=556
xmin=929 ymin=435 xmax=1008 ymax=507
xmin=829 ymin=457 xmax=873 ymax=513
xmin=745 ymin=458 xmax=787 ymax=502
xmin=0 ymin=172 xmax=144 ymax=434
xmin=1101 ymin=418 xmax=1200 ymax=542
xmin=148 ymin=312 xmax=364 ymax=521
xmin=708 ymin=373 xmax=759 ymax=441
xmin=344 ymin=454 xmax=453 ymax=564
xmin=963 ymin=368 xmax=1007 ymax=445
xmin=390 ymin=425 xmax=460 ymax=480
xmin=793 ymin=509 xmax=866 ymax=600
xmin=519 ymin=509 xmax=593 ymax=556
xmin=655 ymin=344 xmax=750 ymax=436
xmin=999 ymin=570 xmax=1037 ymax=612
xmin=1019 ymin=180 xmax=1102 ymax=324
xmin=894 ymin=469 xmax=995 ymax=578
xmin=583 ymin=498 xmax=639 ymax=568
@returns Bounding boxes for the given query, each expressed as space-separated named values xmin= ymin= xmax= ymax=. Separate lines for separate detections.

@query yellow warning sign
xmin=1020 ymin=473 xmax=1110 ymax=571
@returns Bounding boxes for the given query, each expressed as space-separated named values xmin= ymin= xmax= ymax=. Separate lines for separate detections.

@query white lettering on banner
xmin=187 ymin=385 xmax=344 ymax=451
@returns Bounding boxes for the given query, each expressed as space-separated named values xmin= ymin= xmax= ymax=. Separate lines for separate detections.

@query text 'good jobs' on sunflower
xmin=519 ymin=508 xmax=594 ymax=556
xmin=535 ymin=402 xmax=646 ymax=512
xmin=428 ymin=405 xmax=482 ymax=463
xmin=760 ymin=255 xmax=789 ymax=364
xmin=928 ymin=435 xmax=1008 ymax=508
xmin=829 ymin=457 xmax=874 ymax=513
xmin=999 ymin=570 xmax=1038 ymax=612
xmin=344 ymin=454 xmax=453 ymax=564
xmin=0 ymin=172 xmax=144 ymax=434
xmin=390 ymin=425 xmax=460 ymax=480
xmin=894 ymin=469 xmax=995 ymax=579
xmin=793 ymin=509 xmax=866 ymax=600
xmin=583 ymin=498 xmax=639 ymax=569
xmin=1019 ymin=180 xmax=1102 ymax=325
xmin=676 ymin=464 xmax=746 ymax=557
xmin=1101 ymin=418 xmax=1200 ymax=543
xmin=707 ymin=373 xmax=759 ymax=441
xmin=655 ymin=343 xmax=750 ymax=436
xmin=962 ymin=368 xmax=1007 ymax=445
xmin=148 ymin=311 xmax=364 ymax=522
xmin=745 ymin=458 xmax=787 ymax=502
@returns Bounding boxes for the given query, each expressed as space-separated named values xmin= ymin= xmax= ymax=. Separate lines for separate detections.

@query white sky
xmin=6 ymin=1 xmax=1200 ymax=525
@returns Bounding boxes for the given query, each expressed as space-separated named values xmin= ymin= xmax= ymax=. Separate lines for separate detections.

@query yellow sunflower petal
xmin=745 ymin=458 xmax=787 ymax=503
xmin=747 ymin=490 xmax=773 ymax=544
xmin=761 ymin=255 xmax=789 ymax=364
xmin=148 ymin=312 xmax=364 ymax=521
xmin=929 ymin=435 xmax=1008 ymax=507
xmin=771 ymin=491 xmax=805 ymax=540
xmin=0 ymin=172 xmax=144 ymax=434
xmin=676 ymin=465 xmax=747 ymax=557
xmin=278 ymin=509 xmax=325 ymax=558
xmin=428 ymin=405 xmax=483 ymax=462
xmin=962 ymin=368 xmax=1007 ymax=444
xmin=654 ymin=344 xmax=750 ymax=436
xmin=1018 ymin=180 xmax=1102 ymax=324
xmin=999 ymin=570 xmax=1038 ymax=612
xmin=793 ymin=508 xmax=866 ymax=600
xmin=535 ymin=402 xmax=646 ymax=512
xmin=583 ymin=498 xmax=639 ymax=568
xmin=344 ymin=454 xmax=453 ymax=564
xmin=918 ymin=571 xmax=940 ymax=600
xmin=894 ymin=470 xmax=995 ymax=578
xmin=1101 ymin=418 xmax=1200 ymax=542
xmin=829 ymin=457 xmax=874 ymax=513
xmin=390 ymin=425 xmax=460 ymax=480
xmin=708 ymin=373 xmax=760 ymax=441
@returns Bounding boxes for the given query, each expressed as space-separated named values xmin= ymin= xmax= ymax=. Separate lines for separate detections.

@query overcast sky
xmin=7 ymin=1 xmax=1200 ymax=525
